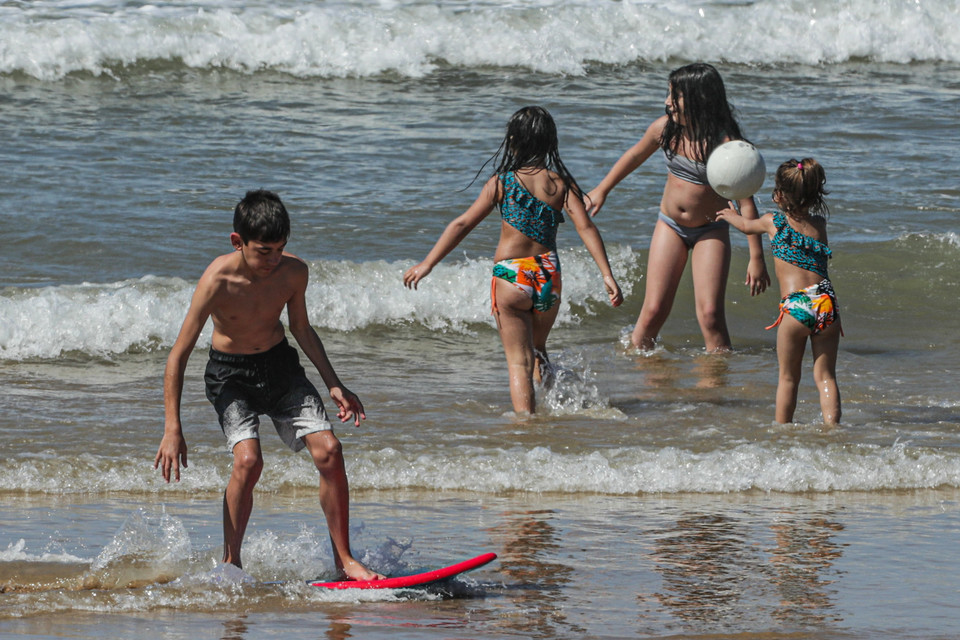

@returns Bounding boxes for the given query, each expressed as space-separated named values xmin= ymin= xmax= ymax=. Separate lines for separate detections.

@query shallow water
xmin=2 ymin=0 xmax=960 ymax=637
xmin=4 ymin=489 xmax=960 ymax=639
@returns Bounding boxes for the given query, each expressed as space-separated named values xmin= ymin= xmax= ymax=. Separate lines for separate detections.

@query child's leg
xmin=632 ymin=219 xmax=689 ymax=350
xmin=223 ymin=438 xmax=264 ymax=568
xmin=690 ymin=231 xmax=732 ymax=352
xmin=531 ymin=303 xmax=560 ymax=384
xmin=493 ymin=279 xmax=537 ymax=413
xmin=302 ymin=430 xmax=383 ymax=581
xmin=811 ymin=322 xmax=842 ymax=425
xmin=775 ymin=318 xmax=810 ymax=423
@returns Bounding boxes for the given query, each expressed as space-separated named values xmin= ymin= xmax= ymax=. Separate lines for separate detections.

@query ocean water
xmin=2 ymin=0 xmax=960 ymax=638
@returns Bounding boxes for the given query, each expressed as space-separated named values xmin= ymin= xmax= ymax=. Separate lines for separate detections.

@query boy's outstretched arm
xmin=155 ymin=273 xmax=215 ymax=482
xmin=286 ymin=260 xmax=366 ymax=427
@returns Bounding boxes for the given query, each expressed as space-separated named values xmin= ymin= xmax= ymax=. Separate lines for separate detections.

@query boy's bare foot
xmin=339 ymin=558 xmax=385 ymax=581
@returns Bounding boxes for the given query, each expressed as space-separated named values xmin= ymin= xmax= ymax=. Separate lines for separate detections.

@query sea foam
xmin=4 ymin=440 xmax=959 ymax=496
xmin=0 ymin=539 xmax=86 ymax=564
xmin=1 ymin=0 xmax=957 ymax=80
xmin=0 ymin=247 xmax=638 ymax=360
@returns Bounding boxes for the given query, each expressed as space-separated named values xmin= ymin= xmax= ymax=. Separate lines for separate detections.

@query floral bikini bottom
xmin=766 ymin=278 xmax=841 ymax=335
xmin=491 ymin=250 xmax=561 ymax=314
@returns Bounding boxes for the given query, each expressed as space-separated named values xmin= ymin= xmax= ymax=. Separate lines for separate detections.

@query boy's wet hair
xmin=775 ymin=158 xmax=830 ymax=218
xmin=660 ymin=62 xmax=745 ymax=163
xmin=233 ymin=189 xmax=290 ymax=243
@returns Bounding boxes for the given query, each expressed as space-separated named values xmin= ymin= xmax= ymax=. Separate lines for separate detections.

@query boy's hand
xmin=330 ymin=387 xmax=366 ymax=427
xmin=154 ymin=431 xmax=188 ymax=482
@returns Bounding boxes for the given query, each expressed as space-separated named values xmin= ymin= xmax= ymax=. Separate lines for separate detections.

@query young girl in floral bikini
xmin=716 ymin=158 xmax=842 ymax=424
xmin=403 ymin=106 xmax=623 ymax=415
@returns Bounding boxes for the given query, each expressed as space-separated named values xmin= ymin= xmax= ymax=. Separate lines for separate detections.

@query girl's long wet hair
xmin=660 ymin=63 xmax=744 ymax=162
xmin=775 ymin=158 xmax=830 ymax=218
xmin=473 ymin=106 xmax=583 ymax=206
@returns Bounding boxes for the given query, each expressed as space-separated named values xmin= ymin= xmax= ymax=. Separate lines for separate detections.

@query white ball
xmin=706 ymin=140 xmax=766 ymax=200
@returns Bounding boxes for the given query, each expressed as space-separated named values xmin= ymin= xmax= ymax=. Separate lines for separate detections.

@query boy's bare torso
xmin=205 ymin=250 xmax=304 ymax=354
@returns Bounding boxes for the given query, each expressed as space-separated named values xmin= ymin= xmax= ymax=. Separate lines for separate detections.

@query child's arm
xmin=287 ymin=261 xmax=365 ymax=427
xmin=154 ymin=271 xmax=216 ymax=482
xmin=566 ymin=191 xmax=624 ymax=307
xmin=716 ymin=203 xmax=776 ymax=235
xmin=586 ymin=117 xmax=663 ymax=216
xmin=403 ymin=175 xmax=498 ymax=289
xmin=721 ymin=198 xmax=772 ymax=296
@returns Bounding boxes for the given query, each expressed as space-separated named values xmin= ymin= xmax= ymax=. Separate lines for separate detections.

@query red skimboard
xmin=308 ymin=552 xmax=497 ymax=590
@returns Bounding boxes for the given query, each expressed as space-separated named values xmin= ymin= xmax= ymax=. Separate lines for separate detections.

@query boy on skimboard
xmin=154 ymin=189 xmax=383 ymax=582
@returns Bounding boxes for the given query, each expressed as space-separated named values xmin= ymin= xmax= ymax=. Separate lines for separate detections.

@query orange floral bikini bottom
xmin=766 ymin=278 xmax=841 ymax=335
xmin=490 ymin=250 xmax=561 ymax=314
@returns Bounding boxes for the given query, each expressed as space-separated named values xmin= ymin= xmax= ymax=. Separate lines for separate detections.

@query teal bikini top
xmin=499 ymin=171 xmax=564 ymax=251
xmin=770 ymin=211 xmax=832 ymax=278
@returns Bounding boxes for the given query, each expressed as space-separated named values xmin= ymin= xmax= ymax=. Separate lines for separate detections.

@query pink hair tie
xmin=797 ymin=162 xmax=803 ymax=171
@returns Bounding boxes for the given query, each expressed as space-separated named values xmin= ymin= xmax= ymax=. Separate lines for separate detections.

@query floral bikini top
xmin=770 ymin=211 xmax=832 ymax=278
xmin=499 ymin=171 xmax=565 ymax=251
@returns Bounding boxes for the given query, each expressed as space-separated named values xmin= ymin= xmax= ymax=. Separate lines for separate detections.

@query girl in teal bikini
xmin=716 ymin=158 xmax=842 ymax=424
xmin=403 ymin=106 xmax=623 ymax=415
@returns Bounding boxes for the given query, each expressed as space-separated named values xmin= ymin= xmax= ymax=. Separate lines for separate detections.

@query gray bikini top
xmin=663 ymin=149 xmax=708 ymax=185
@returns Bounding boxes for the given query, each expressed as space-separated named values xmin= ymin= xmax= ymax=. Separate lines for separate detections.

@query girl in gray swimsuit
xmin=588 ymin=63 xmax=770 ymax=352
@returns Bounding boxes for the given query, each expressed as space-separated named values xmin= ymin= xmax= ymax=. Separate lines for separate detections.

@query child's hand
xmin=714 ymin=202 xmax=739 ymax=223
xmin=330 ymin=387 xmax=366 ymax=427
xmin=604 ymin=275 xmax=624 ymax=307
xmin=745 ymin=257 xmax=771 ymax=296
xmin=403 ymin=262 xmax=432 ymax=289
xmin=585 ymin=188 xmax=606 ymax=217
xmin=154 ymin=431 xmax=188 ymax=483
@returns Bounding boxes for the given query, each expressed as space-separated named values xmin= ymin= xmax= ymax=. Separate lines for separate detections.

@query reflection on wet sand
xmin=644 ymin=508 xmax=843 ymax=632
xmin=630 ymin=350 xmax=730 ymax=393
xmin=692 ymin=353 xmax=731 ymax=390
xmin=648 ymin=512 xmax=756 ymax=628
xmin=489 ymin=509 xmax=581 ymax=637
xmin=325 ymin=620 xmax=351 ymax=640
xmin=220 ymin=614 xmax=249 ymax=640
xmin=769 ymin=511 xmax=844 ymax=626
